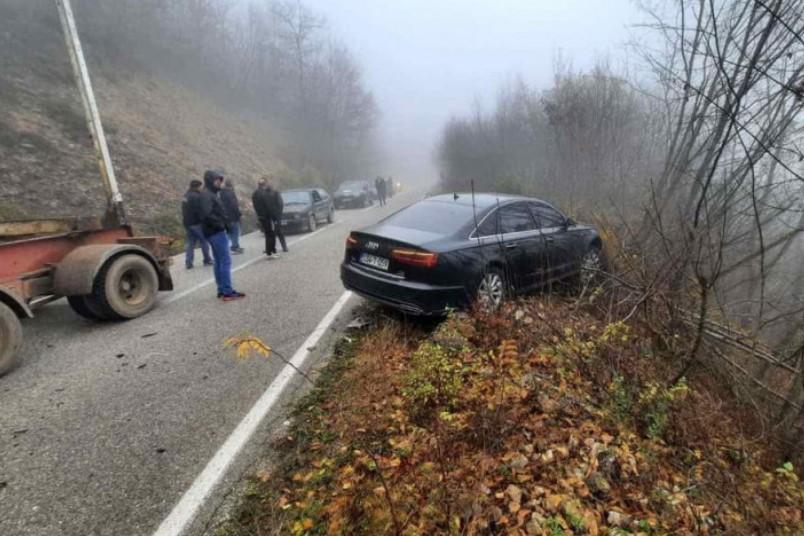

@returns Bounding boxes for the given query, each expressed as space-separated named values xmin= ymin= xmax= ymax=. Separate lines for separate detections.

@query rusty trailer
xmin=0 ymin=1 xmax=174 ymax=374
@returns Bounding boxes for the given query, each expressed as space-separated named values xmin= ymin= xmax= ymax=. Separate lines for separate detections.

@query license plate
xmin=359 ymin=253 xmax=389 ymax=271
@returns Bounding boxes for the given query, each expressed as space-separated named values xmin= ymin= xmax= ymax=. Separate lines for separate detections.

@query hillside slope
xmin=0 ymin=2 xmax=285 ymax=235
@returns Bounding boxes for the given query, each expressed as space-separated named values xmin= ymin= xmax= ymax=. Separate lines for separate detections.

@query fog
xmin=302 ymin=0 xmax=643 ymax=187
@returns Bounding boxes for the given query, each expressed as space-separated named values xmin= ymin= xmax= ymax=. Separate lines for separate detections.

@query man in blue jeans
xmin=181 ymin=179 xmax=213 ymax=269
xmin=199 ymin=171 xmax=246 ymax=301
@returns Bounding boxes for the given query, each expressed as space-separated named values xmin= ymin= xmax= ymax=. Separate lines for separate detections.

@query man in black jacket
xmin=252 ymin=178 xmax=275 ymax=258
xmin=200 ymin=170 xmax=245 ymax=301
xmin=220 ymin=179 xmax=244 ymax=254
xmin=267 ymin=178 xmax=288 ymax=255
xmin=181 ymin=179 xmax=213 ymax=269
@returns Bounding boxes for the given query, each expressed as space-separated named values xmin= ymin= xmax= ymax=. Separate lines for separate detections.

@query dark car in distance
xmin=280 ymin=188 xmax=335 ymax=233
xmin=334 ymin=180 xmax=374 ymax=209
xmin=341 ymin=193 xmax=604 ymax=315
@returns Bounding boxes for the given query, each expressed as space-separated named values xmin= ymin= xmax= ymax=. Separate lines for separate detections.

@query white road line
xmin=152 ymin=290 xmax=354 ymax=536
xmin=164 ymin=221 xmax=341 ymax=304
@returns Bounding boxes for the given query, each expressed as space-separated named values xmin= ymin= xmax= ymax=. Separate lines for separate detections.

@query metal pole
xmin=55 ymin=0 xmax=127 ymax=226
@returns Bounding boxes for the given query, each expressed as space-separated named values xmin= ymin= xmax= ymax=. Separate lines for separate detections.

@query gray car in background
xmin=280 ymin=188 xmax=335 ymax=233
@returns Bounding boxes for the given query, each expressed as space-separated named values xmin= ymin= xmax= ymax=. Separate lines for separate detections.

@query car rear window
xmin=385 ymin=200 xmax=474 ymax=234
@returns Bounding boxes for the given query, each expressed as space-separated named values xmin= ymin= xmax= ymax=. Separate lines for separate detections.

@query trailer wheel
xmin=67 ymin=295 xmax=109 ymax=321
xmin=94 ymin=254 xmax=159 ymax=320
xmin=0 ymin=302 xmax=23 ymax=376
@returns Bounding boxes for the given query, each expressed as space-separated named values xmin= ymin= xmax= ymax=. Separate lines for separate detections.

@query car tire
xmin=577 ymin=245 xmax=605 ymax=289
xmin=327 ymin=207 xmax=334 ymax=223
xmin=307 ymin=213 xmax=317 ymax=233
xmin=67 ymin=295 xmax=108 ymax=320
xmin=93 ymin=254 xmax=159 ymax=320
xmin=476 ymin=267 xmax=509 ymax=311
xmin=0 ymin=302 xmax=22 ymax=376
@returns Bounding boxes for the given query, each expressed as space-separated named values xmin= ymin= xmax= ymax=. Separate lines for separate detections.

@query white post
xmin=55 ymin=0 xmax=127 ymax=225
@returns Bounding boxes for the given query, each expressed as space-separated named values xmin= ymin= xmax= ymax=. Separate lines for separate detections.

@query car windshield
xmin=281 ymin=191 xmax=311 ymax=205
xmin=384 ymin=200 xmax=475 ymax=235
xmin=338 ymin=182 xmax=364 ymax=192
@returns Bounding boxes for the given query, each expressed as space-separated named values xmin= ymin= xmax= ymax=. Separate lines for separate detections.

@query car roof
xmin=423 ymin=193 xmax=543 ymax=210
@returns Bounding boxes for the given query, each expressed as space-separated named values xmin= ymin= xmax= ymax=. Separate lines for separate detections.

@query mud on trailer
xmin=0 ymin=0 xmax=174 ymax=375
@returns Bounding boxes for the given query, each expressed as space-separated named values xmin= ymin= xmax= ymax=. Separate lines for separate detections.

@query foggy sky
xmin=302 ymin=0 xmax=643 ymax=187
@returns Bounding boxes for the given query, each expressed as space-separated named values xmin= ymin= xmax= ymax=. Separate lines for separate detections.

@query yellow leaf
xmin=302 ymin=518 xmax=314 ymax=530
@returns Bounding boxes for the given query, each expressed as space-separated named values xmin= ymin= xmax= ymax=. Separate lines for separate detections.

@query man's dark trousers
xmin=272 ymin=218 xmax=287 ymax=252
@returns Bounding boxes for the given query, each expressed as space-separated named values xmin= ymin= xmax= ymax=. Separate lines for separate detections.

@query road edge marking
xmin=152 ymin=290 xmax=354 ymax=536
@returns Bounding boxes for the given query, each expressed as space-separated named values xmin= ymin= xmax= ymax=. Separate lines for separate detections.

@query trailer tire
xmin=93 ymin=254 xmax=159 ymax=320
xmin=0 ymin=302 xmax=23 ymax=376
xmin=67 ymin=295 xmax=109 ymax=321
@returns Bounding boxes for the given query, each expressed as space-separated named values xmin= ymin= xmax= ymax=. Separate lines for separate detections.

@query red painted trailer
xmin=0 ymin=1 xmax=174 ymax=374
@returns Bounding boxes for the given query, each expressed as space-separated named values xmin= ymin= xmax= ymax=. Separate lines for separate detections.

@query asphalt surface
xmin=0 ymin=193 xmax=414 ymax=536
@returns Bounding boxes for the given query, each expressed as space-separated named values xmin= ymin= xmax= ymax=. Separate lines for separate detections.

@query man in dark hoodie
xmin=200 ymin=170 xmax=246 ymax=301
xmin=181 ymin=179 xmax=213 ymax=269
xmin=220 ymin=179 xmax=244 ymax=254
xmin=252 ymin=177 xmax=274 ymax=258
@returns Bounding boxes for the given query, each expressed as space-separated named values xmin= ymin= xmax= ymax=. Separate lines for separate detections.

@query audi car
xmin=341 ymin=193 xmax=603 ymax=315
xmin=280 ymin=188 xmax=335 ymax=233
xmin=334 ymin=180 xmax=373 ymax=209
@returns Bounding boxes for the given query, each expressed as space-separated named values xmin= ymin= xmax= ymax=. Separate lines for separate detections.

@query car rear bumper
xmin=341 ymin=261 xmax=469 ymax=316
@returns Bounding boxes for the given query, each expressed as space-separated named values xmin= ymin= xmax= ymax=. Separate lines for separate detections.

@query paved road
xmin=0 ymin=193 xmax=414 ymax=536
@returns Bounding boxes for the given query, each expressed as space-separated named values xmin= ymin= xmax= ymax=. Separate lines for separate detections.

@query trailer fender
xmin=53 ymin=244 xmax=165 ymax=296
xmin=0 ymin=287 xmax=33 ymax=318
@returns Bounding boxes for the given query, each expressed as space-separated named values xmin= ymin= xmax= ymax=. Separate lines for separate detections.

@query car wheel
xmin=0 ymin=302 xmax=23 ymax=376
xmin=308 ymin=213 xmax=317 ymax=232
xmin=477 ymin=268 xmax=508 ymax=311
xmin=327 ymin=207 xmax=334 ymax=223
xmin=579 ymin=246 xmax=604 ymax=288
xmin=93 ymin=254 xmax=159 ymax=320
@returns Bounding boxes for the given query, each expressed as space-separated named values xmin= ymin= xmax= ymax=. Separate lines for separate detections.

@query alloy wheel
xmin=580 ymin=248 xmax=602 ymax=286
xmin=478 ymin=272 xmax=505 ymax=310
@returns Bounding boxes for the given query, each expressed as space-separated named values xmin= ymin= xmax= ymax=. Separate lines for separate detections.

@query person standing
xmin=266 ymin=177 xmax=288 ymax=255
xmin=200 ymin=170 xmax=245 ymax=301
xmin=220 ymin=179 xmax=244 ymax=254
xmin=182 ymin=179 xmax=213 ymax=269
xmin=252 ymin=177 xmax=276 ymax=259
xmin=375 ymin=176 xmax=387 ymax=206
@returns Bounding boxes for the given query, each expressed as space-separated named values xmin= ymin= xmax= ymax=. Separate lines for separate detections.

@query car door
xmin=497 ymin=202 xmax=544 ymax=291
xmin=531 ymin=203 xmax=575 ymax=281
xmin=311 ymin=189 xmax=324 ymax=221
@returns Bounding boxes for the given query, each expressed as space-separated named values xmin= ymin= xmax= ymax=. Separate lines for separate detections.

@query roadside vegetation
xmin=218 ymin=294 xmax=803 ymax=535
xmin=438 ymin=0 xmax=804 ymax=460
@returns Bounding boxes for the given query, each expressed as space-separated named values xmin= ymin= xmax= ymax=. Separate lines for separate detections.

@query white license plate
xmin=359 ymin=253 xmax=389 ymax=271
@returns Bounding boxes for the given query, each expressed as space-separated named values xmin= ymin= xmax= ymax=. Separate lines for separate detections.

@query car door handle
xmin=504 ymin=243 xmax=518 ymax=249
xmin=544 ymin=236 xmax=555 ymax=243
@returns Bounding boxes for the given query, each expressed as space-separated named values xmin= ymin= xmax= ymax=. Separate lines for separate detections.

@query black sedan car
xmin=334 ymin=180 xmax=374 ymax=209
xmin=280 ymin=188 xmax=335 ymax=233
xmin=341 ymin=193 xmax=603 ymax=315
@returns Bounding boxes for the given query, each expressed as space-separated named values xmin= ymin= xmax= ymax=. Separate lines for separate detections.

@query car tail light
xmin=391 ymin=248 xmax=439 ymax=268
xmin=345 ymin=235 xmax=358 ymax=249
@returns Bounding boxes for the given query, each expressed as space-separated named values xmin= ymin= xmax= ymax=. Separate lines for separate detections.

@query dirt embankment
xmin=0 ymin=3 xmax=285 ymax=237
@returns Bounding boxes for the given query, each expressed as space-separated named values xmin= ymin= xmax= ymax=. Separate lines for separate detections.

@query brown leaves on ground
xmin=231 ymin=300 xmax=803 ymax=536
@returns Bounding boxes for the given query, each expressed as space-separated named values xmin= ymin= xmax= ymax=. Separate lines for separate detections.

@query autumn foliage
xmin=222 ymin=299 xmax=803 ymax=535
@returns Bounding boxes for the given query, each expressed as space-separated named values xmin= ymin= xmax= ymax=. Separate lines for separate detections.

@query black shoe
xmin=186 ymin=265 xmax=193 ymax=270
xmin=203 ymin=261 xmax=213 ymax=266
